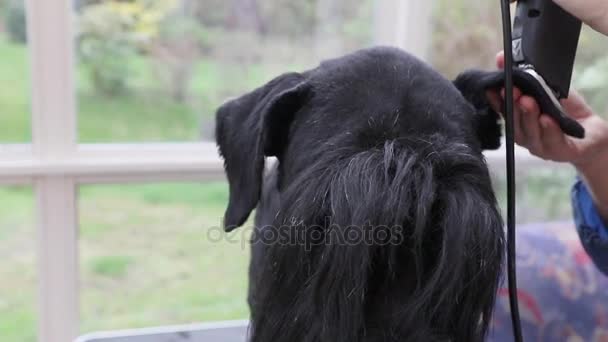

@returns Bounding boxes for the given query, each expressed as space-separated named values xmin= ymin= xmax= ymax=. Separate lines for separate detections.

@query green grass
xmin=0 ymin=307 xmax=36 ymax=342
xmin=0 ymin=37 xmax=30 ymax=142
xmin=89 ymin=255 xmax=134 ymax=278
xmin=78 ymin=182 xmax=251 ymax=334
xmin=0 ymin=35 xmax=281 ymax=143
xmin=0 ymin=182 xmax=251 ymax=341
xmin=0 ymin=186 xmax=36 ymax=341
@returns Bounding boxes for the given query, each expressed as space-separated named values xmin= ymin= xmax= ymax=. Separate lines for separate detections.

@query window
xmin=2 ymin=1 xmax=427 ymax=340
xmin=0 ymin=186 xmax=35 ymax=342
xmin=491 ymin=163 xmax=577 ymax=224
xmin=78 ymin=182 xmax=250 ymax=332
xmin=575 ymin=26 xmax=608 ymax=118
xmin=1 ymin=1 xmax=603 ymax=341
xmin=0 ymin=0 xmax=30 ymax=143
xmin=430 ymin=0 xmax=608 ymax=224
xmin=74 ymin=0 xmax=374 ymax=142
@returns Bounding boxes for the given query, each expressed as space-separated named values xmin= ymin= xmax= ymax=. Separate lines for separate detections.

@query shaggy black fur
xmin=216 ymin=47 xmax=506 ymax=342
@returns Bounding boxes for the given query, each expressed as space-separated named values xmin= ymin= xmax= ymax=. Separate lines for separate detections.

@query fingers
xmin=498 ymin=87 xmax=528 ymax=145
xmin=500 ymin=87 xmax=522 ymax=101
xmin=498 ymin=90 xmax=540 ymax=149
xmin=494 ymin=50 xmax=594 ymax=121
xmin=539 ymin=115 xmax=580 ymax=162
xmin=498 ymin=87 xmax=523 ymax=118
xmin=486 ymin=90 xmax=503 ymax=113
xmin=491 ymin=49 xmax=588 ymax=163
xmin=512 ymin=102 xmax=527 ymax=145
xmin=539 ymin=115 xmax=568 ymax=152
xmin=496 ymin=51 xmax=505 ymax=69
xmin=519 ymin=96 xmax=543 ymax=154
xmin=518 ymin=95 xmax=540 ymax=115
xmin=485 ymin=83 xmax=523 ymax=121
xmin=512 ymin=103 xmax=577 ymax=162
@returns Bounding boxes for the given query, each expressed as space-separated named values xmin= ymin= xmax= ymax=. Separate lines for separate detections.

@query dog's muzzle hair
xmin=216 ymin=47 xmax=508 ymax=342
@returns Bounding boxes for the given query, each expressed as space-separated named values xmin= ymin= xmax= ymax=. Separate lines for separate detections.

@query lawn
xmin=0 ymin=183 xmax=254 ymax=342
xmin=0 ymin=37 xmax=30 ymax=142
xmin=77 ymin=183 xmax=252 ymax=333
xmin=0 ymin=34 xmax=288 ymax=143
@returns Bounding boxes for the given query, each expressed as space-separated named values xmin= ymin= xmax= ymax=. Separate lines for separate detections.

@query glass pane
xmin=0 ymin=186 xmax=36 ymax=342
xmin=431 ymin=0 xmax=502 ymax=78
xmin=431 ymin=0 xmax=607 ymax=119
xmin=431 ymin=0 xmax=606 ymax=222
xmin=574 ymin=26 xmax=608 ymax=119
xmin=490 ymin=163 xmax=577 ymax=224
xmin=74 ymin=0 xmax=373 ymax=142
xmin=79 ymin=182 xmax=249 ymax=333
xmin=0 ymin=0 xmax=31 ymax=143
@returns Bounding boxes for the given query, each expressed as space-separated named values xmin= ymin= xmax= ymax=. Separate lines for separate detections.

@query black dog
xmin=216 ymin=47 xmax=506 ymax=342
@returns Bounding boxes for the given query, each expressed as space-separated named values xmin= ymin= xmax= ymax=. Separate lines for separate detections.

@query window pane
xmin=0 ymin=0 xmax=30 ymax=143
xmin=74 ymin=0 xmax=373 ymax=142
xmin=430 ymin=0 xmax=502 ymax=78
xmin=574 ymin=26 xmax=608 ymax=118
xmin=430 ymin=0 xmax=606 ymax=222
xmin=490 ymin=163 xmax=576 ymax=224
xmin=0 ymin=186 xmax=36 ymax=342
xmin=431 ymin=0 xmax=608 ymax=119
xmin=79 ymin=182 xmax=249 ymax=333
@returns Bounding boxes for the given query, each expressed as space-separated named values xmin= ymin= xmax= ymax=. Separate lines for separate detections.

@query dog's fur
xmin=216 ymin=47 xmax=505 ymax=342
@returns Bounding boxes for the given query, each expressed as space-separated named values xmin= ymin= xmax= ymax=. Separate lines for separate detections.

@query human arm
xmin=551 ymin=0 xmax=608 ymax=35
xmin=508 ymin=0 xmax=608 ymax=34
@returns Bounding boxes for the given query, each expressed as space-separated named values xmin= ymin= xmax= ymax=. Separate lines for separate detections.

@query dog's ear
xmin=453 ymin=70 xmax=502 ymax=150
xmin=216 ymin=72 xmax=310 ymax=231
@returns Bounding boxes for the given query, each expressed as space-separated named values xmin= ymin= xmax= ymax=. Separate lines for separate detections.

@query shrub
xmin=5 ymin=0 xmax=27 ymax=44
xmin=77 ymin=0 xmax=178 ymax=96
xmin=77 ymin=3 xmax=139 ymax=96
xmin=149 ymin=14 xmax=206 ymax=102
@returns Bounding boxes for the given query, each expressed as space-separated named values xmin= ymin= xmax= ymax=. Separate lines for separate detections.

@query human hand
xmin=486 ymin=52 xmax=608 ymax=169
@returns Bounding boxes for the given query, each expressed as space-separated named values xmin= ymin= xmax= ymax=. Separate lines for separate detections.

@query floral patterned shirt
xmin=489 ymin=180 xmax=608 ymax=341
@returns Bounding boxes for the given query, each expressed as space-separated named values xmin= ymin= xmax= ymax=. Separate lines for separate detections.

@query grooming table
xmin=75 ymin=320 xmax=249 ymax=342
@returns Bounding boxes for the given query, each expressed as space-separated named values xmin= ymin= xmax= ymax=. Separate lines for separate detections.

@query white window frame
xmin=0 ymin=1 xmax=551 ymax=342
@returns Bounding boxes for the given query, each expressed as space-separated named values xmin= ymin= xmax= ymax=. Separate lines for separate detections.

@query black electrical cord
xmin=499 ymin=1 xmax=524 ymax=341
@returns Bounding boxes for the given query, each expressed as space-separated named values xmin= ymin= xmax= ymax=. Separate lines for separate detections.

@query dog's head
xmin=217 ymin=47 xmax=510 ymax=340
xmin=216 ymin=47 xmax=503 ymax=230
